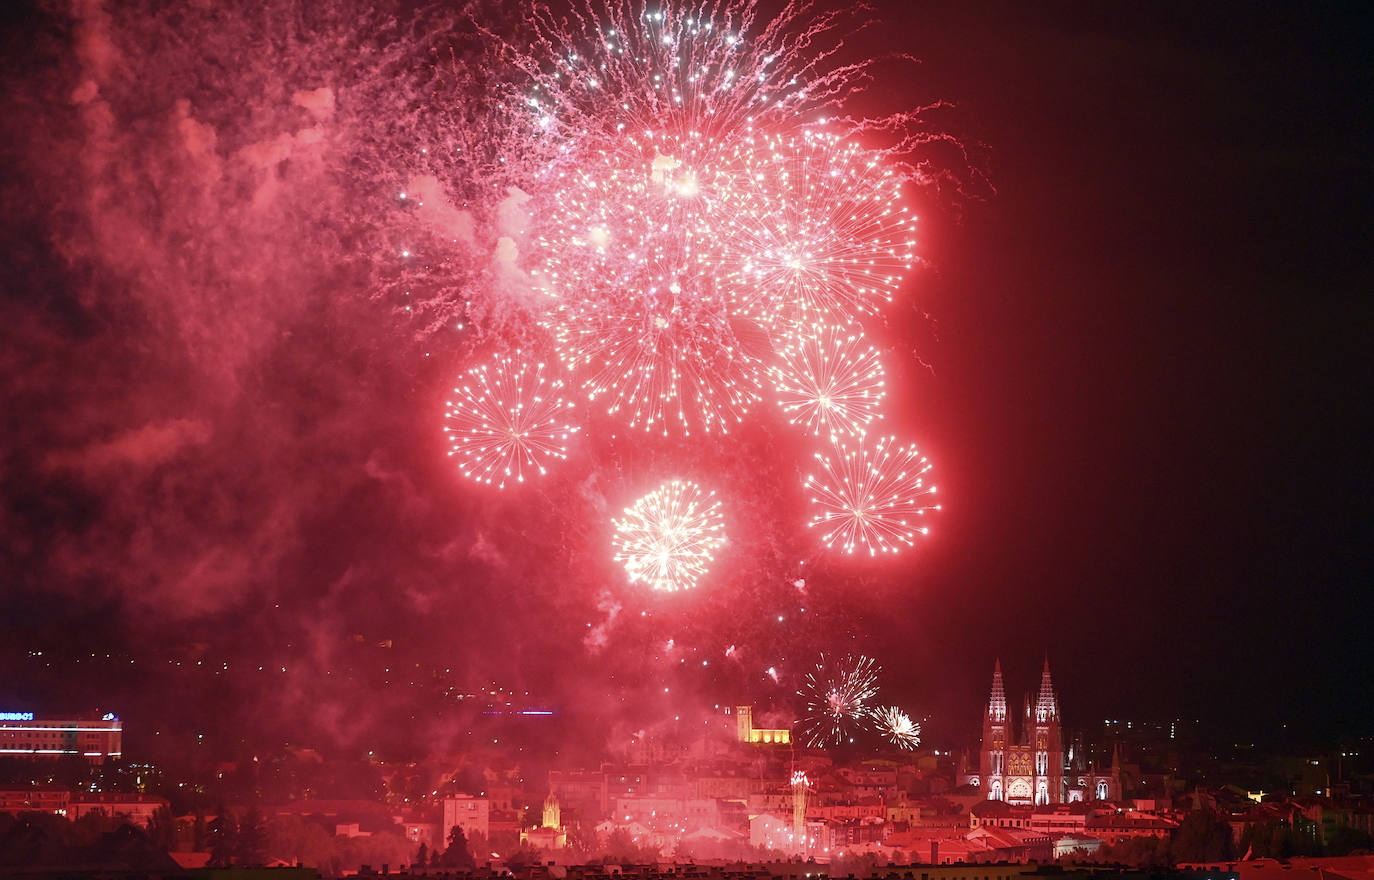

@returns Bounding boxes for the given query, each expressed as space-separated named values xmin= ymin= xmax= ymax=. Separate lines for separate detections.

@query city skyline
xmin=0 ymin=0 xmax=1369 ymax=772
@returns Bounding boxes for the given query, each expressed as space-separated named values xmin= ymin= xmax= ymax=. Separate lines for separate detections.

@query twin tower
xmin=979 ymin=658 xmax=1065 ymax=805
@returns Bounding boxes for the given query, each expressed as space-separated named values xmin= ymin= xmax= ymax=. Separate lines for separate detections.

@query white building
xmin=0 ymin=712 xmax=122 ymax=764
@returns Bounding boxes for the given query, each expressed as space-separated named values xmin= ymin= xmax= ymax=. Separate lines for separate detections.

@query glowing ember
xmin=612 ymin=479 xmax=726 ymax=592
xmin=805 ymin=434 xmax=939 ymax=555
xmin=443 ymin=356 xmax=579 ymax=488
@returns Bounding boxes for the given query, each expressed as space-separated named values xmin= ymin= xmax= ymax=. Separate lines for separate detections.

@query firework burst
xmin=805 ymin=434 xmax=939 ymax=555
xmin=873 ymin=705 xmax=921 ymax=750
xmin=798 ymin=653 xmax=880 ymax=746
xmin=443 ymin=356 xmax=579 ymax=487
xmin=718 ymin=128 xmax=919 ymax=332
xmin=541 ymin=266 xmax=766 ymax=435
xmin=612 ymin=479 xmax=726 ymax=592
xmin=514 ymin=0 xmax=914 ymax=434
xmin=772 ymin=322 xmax=885 ymax=438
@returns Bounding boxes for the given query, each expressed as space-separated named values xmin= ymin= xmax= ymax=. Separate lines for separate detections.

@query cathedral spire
xmin=1036 ymin=654 xmax=1059 ymax=721
xmin=988 ymin=659 xmax=1006 ymax=722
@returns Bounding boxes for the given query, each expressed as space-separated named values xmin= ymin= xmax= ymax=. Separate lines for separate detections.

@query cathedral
xmin=959 ymin=658 xmax=1122 ymax=805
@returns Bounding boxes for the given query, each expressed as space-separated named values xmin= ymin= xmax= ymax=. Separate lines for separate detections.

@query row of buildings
xmin=0 ymin=711 xmax=123 ymax=764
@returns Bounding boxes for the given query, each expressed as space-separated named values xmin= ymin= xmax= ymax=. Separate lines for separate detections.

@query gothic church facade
xmin=959 ymin=658 xmax=1124 ymax=805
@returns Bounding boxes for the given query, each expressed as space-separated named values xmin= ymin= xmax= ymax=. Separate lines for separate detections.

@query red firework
xmin=804 ymin=434 xmax=940 ymax=555
xmin=443 ymin=355 xmax=579 ymax=488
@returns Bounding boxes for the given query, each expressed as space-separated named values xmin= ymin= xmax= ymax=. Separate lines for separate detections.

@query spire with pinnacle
xmin=988 ymin=659 xmax=1006 ymax=722
xmin=1036 ymin=655 xmax=1059 ymax=722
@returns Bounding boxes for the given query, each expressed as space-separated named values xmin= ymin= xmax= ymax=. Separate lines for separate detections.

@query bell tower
xmin=980 ymin=659 xmax=1008 ymax=801
xmin=1032 ymin=656 xmax=1065 ymax=805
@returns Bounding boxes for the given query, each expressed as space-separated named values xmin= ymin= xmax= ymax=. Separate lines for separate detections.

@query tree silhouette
xmin=146 ymin=806 xmax=176 ymax=851
xmin=207 ymin=807 xmax=238 ymax=867
xmin=236 ymin=806 xmax=268 ymax=866
xmin=440 ymin=825 xmax=475 ymax=869
xmin=1173 ymin=809 xmax=1234 ymax=862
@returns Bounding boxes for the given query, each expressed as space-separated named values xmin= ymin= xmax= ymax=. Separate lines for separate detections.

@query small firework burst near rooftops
xmin=805 ymin=433 xmax=939 ymax=555
xmin=873 ymin=705 xmax=921 ymax=750
xmin=612 ymin=479 xmax=726 ymax=592
xmin=798 ymin=653 xmax=880 ymax=746
xmin=443 ymin=356 xmax=579 ymax=488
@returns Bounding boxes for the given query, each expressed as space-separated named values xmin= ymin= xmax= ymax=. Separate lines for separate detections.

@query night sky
xmin=0 ymin=0 xmax=1369 ymax=762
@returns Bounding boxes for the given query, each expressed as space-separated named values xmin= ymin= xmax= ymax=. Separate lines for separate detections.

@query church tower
xmin=1032 ymin=657 xmax=1065 ymax=805
xmin=979 ymin=657 xmax=1066 ymax=805
xmin=980 ymin=659 xmax=1008 ymax=802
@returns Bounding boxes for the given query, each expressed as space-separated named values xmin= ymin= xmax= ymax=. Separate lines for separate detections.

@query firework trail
xmin=805 ymin=433 xmax=939 ymax=555
xmin=772 ymin=322 xmax=885 ymax=438
xmin=612 ymin=479 xmax=726 ymax=591
xmin=872 ymin=705 xmax=921 ymax=749
xmin=444 ymin=355 xmax=580 ymax=487
xmin=798 ymin=653 xmax=880 ymax=746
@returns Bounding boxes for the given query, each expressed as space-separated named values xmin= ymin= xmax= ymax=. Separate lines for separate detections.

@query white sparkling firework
xmin=515 ymin=1 xmax=914 ymax=435
xmin=873 ymin=705 xmax=921 ymax=750
xmin=718 ymin=128 xmax=919 ymax=332
xmin=799 ymin=653 xmax=880 ymax=746
xmin=443 ymin=356 xmax=579 ymax=488
xmin=772 ymin=322 xmax=885 ymax=438
xmin=612 ymin=479 xmax=726 ymax=592
xmin=805 ymin=434 xmax=940 ymax=555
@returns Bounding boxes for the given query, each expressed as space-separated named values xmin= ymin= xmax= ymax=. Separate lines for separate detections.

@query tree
xmin=440 ymin=824 xmax=475 ymax=869
xmin=566 ymin=822 xmax=599 ymax=859
xmin=266 ymin=812 xmax=337 ymax=870
xmin=465 ymin=830 xmax=489 ymax=861
xmin=1173 ymin=809 xmax=1235 ymax=863
xmin=415 ymin=841 xmax=429 ymax=869
xmin=146 ymin=805 xmax=176 ymax=851
xmin=237 ymin=806 xmax=268 ymax=866
xmin=1096 ymin=834 xmax=1172 ymax=868
xmin=207 ymin=808 xmax=238 ymax=867
xmin=505 ymin=840 xmax=542 ymax=870
xmin=192 ymin=811 xmax=208 ymax=852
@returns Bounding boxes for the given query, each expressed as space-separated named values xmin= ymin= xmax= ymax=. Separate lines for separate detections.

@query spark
xmin=612 ymin=479 xmax=726 ymax=591
xmin=443 ymin=355 xmax=579 ymax=488
xmin=873 ymin=705 xmax=921 ymax=750
xmin=718 ymin=129 xmax=919 ymax=334
xmin=799 ymin=654 xmax=879 ymax=746
xmin=772 ymin=322 xmax=886 ymax=438
xmin=513 ymin=1 xmax=916 ymax=435
xmin=805 ymin=434 xmax=939 ymax=555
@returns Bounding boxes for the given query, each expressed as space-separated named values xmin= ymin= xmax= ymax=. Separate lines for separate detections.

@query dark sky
xmin=869 ymin=1 xmax=1374 ymax=742
xmin=0 ymin=0 xmax=1369 ymax=761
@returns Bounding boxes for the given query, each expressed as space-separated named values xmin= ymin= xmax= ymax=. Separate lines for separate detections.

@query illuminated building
xmin=964 ymin=660 xmax=1123 ymax=805
xmin=725 ymin=705 xmax=791 ymax=745
xmin=68 ymin=793 xmax=168 ymax=825
xmin=442 ymin=794 xmax=490 ymax=841
xmin=976 ymin=660 xmax=1064 ymax=805
xmin=520 ymin=792 xmax=567 ymax=850
xmin=0 ymin=789 xmax=71 ymax=814
xmin=0 ymin=712 xmax=122 ymax=765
